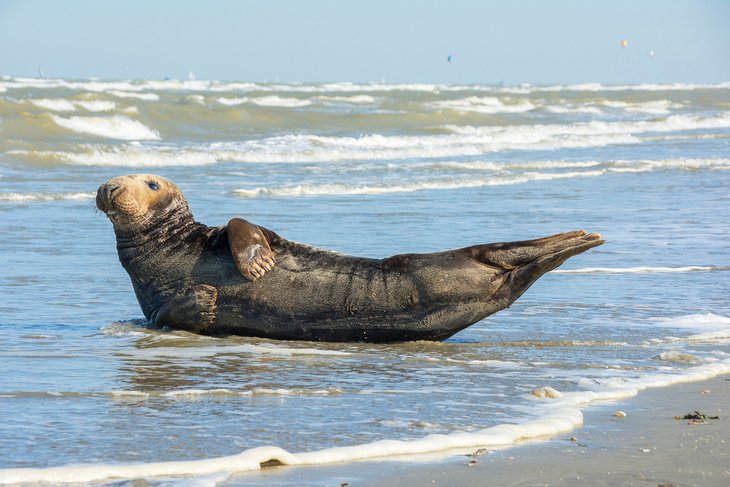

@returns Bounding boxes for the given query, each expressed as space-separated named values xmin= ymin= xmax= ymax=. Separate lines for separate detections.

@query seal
xmin=96 ymin=174 xmax=604 ymax=342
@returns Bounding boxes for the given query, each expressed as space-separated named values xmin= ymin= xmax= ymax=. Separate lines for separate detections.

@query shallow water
xmin=0 ymin=77 xmax=729 ymax=485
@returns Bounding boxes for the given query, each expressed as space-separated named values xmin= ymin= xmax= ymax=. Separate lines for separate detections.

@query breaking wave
xmin=28 ymin=99 xmax=117 ymax=112
xmin=234 ymin=171 xmax=606 ymax=198
xmin=217 ymin=96 xmax=312 ymax=107
xmin=50 ymin=115 xmax=160 ymax=140
xmin=0 ymin=192 xmax=95 ymax=202
xmin=429 ymin=96 xmax=536 ymax=114
xmin=2 ymin=77 xmax=730 ymax=95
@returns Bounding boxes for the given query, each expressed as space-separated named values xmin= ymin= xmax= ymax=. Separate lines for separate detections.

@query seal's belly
xmin=207 ymin=249 xmax=502 ymax=341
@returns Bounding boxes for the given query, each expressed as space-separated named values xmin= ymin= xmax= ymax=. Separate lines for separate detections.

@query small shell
xmin=569 ymin=436 xmax=578 ymax=442
xmin=468 ymin=459 xmax=478 ymax=467
xmin=614 ymin=411 xmax=627 ymax=418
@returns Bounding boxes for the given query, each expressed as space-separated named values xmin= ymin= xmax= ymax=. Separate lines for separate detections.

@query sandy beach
xmin=226 ymin=374 xmax=729 ymax=486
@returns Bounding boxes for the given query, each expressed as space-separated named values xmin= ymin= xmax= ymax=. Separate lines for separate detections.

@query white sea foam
xmin=445 ymin=113 xmax=730 ymax=138
xmin=217 ymin=96 xmax=311 ymax=107
xmin=121 ymin=342 xmax=351 ymax=360
xmin=3 ymin=357 xmax=729 ymax=485
xmin=50 ymin=115 xmax=160 ymax=140
xmin=0 ymin=192 xmax=94 ymax=202
xmin=162 ymin=389 xmax=237 ymax=398
xmin=30 ymin=99 xmax=117 ymax=113
xmin=609 ymin=158 xmax=730 ymax=172
xmin=30 ymin=99 xmax=118 ymax=113
xmin=602 ymin=100 xmax=681 ymax=114
xmin=74 ymin=100 xmax=117 ymax=112
xmin=108 ymin=390 xmax=151 ymax=397
xmin=107 ymin=90 xmax=160 ymax=100
xmin=29 ymin=98 xmax=77 ymax=112
xmin=649 ymin=313 xmax=730 ymax=341
xmin=218 ymin=113 xmax=727 ymax=164
xmin=553 ymin=265 xmax=730 ymax=274
xmin=216 ymin=97 xmax=247 ymax=106
xmin=234 ymin=171 xmax=605 ymax=198
xmin=9 ymin=145 xmax=217 ymax=167
xmin=429 ymin=96 xmax=535 ymax=114
xmin=210 ymin=130 xmax=639 ymax=164
xmin=315 ymin=95 xmax=376 ymax=104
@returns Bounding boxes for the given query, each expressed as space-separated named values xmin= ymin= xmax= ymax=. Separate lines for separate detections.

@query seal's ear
xmin=227 ymin=218 xmax=276 ymax=281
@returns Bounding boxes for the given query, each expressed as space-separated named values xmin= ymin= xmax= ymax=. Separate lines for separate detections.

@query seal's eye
xmin=148 ymin=182 xmax=159 ymax=191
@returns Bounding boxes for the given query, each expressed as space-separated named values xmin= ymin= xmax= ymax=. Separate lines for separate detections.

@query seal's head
xmin=96 ymin=174 xmax=189 ymax=233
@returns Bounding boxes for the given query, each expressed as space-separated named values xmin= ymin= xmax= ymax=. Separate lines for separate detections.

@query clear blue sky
xmin=1 ymin=0 xmax=728 ymax=84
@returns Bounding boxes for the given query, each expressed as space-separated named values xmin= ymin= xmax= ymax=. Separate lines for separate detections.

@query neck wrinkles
xmin=114 ymin=199 xmax=199 ymax=252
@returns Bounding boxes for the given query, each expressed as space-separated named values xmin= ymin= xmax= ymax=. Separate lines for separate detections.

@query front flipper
xmin=227 ymin=218 xmax=275 ymax=281
xmin=151 ymin=284 xmax=218 ymax=334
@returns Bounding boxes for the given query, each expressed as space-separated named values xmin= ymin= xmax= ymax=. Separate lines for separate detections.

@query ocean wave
xmin=232 ymin=157 xmax=730 ymax=197
xmin=544 ymin=105 xmax=604 ymax=115
xmin=649 ymin=313 xmax=730 ymax=341
xmin=3 ymin=358 xmax=729 ymax=485
xmin=0 ymin=192 xmax=94 ymax=202
xmin=9 ymin=145 xmax=217 ymax=167
xmin=444 ymin=112 xmax=730 ymax=137
xmin=315 ymin=94 xmax=377 ymax=104
xmin=161 ymin=387 xmax=340 ymax=398
xmin=553 ymin=265 xmax=730 ymax=274
xmin=106 ymin=90 xmax=160 ymax=100
xmin=429 ymin=96 xmax=535 ymax=114
xmin=2 ymin=77 xmax=730 ymax=96
xmin=116 ymin=342 xmax=352 ymax=361
xmin=50 ymin=115 xmax=160 ymax=140
xmin=234 ymin=171 xmax=605 ymax=198
xmin=0 ymin=388 xmax=342 ymax=400
xmin=209 ymin=130 xmax=639 ymax=163
xmin=217 ymin=96 xmax=312 ymax=107
xmin=28 ymin=99 xmax=117 ymax=112
xmin=28 ymin=99 xmax=75 ymax=112
xmin=522 ymin=81 xmax=730 ymax=93
xmin=601 ymin=100 xmax=681 ymax=115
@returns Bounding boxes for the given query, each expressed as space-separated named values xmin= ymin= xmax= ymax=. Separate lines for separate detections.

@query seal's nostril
xmin=105 ymin=183 xmax=121 ymax=201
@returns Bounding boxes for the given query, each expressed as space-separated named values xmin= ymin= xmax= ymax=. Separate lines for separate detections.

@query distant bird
xmin=447 ymin=54 xmax=454 ymax=63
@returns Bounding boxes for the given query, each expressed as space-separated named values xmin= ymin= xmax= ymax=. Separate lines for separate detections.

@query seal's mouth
xmin=96 ymin=182 xmax=127 ymax=220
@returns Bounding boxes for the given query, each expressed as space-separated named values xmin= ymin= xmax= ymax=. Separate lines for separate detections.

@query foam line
xmin=2 ymin=358 xmax=729 ymax=484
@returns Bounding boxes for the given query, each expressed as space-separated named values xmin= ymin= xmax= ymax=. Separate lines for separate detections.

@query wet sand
xmin=227 ymin=374 xmax=729 ymax=486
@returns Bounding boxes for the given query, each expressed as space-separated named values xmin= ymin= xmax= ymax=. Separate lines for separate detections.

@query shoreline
xmin=226 ymin=373 xmax=730 ymax=486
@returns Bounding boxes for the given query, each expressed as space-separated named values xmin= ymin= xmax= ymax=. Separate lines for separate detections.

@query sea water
xmin=0 ymin=77 xmax=729 ymax=485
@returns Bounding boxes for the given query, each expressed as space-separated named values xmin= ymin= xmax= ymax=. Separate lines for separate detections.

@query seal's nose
xmin=96 ymin=181 xmax=121 ymax=213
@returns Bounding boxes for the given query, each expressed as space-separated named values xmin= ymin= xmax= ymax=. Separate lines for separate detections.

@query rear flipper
xmin=470 ymin=230 xmax=604 ymax=305
xmin=468 ymin=230 xmax=602 ymax=269
xmin=150 ymin=284 xmax=218 ymax=333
